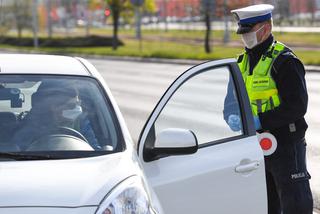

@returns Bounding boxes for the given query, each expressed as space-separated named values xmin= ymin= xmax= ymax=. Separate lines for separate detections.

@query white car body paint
xmin=0 ymin=151 xmax=136 ymax=207
xmin=0 ymin=54 xmax=162 ymax=214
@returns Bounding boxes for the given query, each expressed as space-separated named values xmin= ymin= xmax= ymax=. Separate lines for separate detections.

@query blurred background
xmin=0 ymin=1 xmax=320 ymax=210
xmin=0 ymin=0 xmax=320 ymax=64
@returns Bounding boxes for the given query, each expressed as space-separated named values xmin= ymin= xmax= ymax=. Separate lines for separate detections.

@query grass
xmin=296 ymin=50 xmax=320 ymax=65
xmin=1 ymin=28 xmax=320 ymax=65
xmin=0 ymin=40 xmax=243 ymax=60
xmin=91 ymin=28 xmax=320 ymax=45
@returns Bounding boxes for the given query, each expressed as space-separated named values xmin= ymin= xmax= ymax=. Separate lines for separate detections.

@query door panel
xmin=142 ymin=137 xmax=266 ymax=214
xmin=138 ymin=59 xmax=267 ymax=214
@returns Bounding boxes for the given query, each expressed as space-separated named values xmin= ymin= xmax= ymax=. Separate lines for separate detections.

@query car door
xmin=138 ymin=59 xmax=267 ymax=214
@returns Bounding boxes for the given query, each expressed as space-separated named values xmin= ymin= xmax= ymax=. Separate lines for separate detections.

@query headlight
xmin=96 ymin=176 xmax=156 ymax=214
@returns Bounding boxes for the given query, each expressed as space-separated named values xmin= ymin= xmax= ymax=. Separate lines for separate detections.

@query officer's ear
xmin=260 ymin=21 xmax=272 ymax=40
xmin=264 ymin=20 xmax=272 ymax=34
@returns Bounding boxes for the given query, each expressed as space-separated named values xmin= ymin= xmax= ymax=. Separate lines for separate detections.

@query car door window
xmin=154 ymin=66 xmax=243 ymax=145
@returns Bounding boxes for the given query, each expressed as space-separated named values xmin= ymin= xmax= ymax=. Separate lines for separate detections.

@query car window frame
xmin=138 ymin=59 xmax=256 ymax=161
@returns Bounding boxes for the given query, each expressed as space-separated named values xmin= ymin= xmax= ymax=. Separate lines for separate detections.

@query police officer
xmin=228 ymin=4 xmax=313 ymax=214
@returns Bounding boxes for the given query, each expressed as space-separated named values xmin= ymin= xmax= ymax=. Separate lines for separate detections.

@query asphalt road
xmin=90 ymin=58 xmax=320 ymax=210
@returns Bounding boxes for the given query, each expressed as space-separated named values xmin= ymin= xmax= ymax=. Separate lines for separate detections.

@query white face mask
xmin=62 ymin=105 xmax=82 ymax=121
xmin=241 ymin=25 xmax=265 ymax=49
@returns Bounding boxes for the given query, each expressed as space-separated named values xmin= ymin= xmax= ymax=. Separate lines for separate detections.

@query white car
xmin=0 ymin=54 xmax=267 ymax=214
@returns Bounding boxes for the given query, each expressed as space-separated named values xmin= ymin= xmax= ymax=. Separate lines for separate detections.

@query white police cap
xmin=231 ymin=4 xmax=274 ymax=34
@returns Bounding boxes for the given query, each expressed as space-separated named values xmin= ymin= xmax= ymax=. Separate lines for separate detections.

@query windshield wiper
xmin=0 ymin=152 xmax=59 ymax=161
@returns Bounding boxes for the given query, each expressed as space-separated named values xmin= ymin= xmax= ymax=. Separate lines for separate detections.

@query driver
xmin=12 ymin=80 xmax=100 ymax=151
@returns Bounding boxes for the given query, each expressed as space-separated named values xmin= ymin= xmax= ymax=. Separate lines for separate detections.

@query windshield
xmin=0 ymin=75 xmax=124 ymax=159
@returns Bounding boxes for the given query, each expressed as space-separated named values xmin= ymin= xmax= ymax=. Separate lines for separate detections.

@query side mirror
xmin=144 ymin=128 xmax=198 ymax=162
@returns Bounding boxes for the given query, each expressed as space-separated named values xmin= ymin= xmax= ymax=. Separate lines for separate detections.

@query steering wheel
xmin=26 ymin=127 xmax=93 ymax=151
xmin=55 ymin=126 xmax=88 ymax=143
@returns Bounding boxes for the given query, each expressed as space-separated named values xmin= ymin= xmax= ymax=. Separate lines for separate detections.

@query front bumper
xmin=0 ymin=206 xmax=97 ymax=214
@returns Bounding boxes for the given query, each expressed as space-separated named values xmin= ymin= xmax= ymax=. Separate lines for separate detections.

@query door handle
xmin=235 ymin=161 xmax=260 ymax=173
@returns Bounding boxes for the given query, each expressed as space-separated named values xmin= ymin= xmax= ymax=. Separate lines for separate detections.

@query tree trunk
xmin=112 ymin=8 xmax=119 ymax=50
xmin=32 ymin=0 xmax=39 ymax=48
xmin=223 ymin=0 xmax=229 ymax=44
xmin=47 ymin=0 xmax=52 ymax=38
xmin=204 ymin=11 xmax=211 ymax=53
xmin=163 ymin=0 xmax=168 ymax=32
xmin=85 ymin=0 xmax=90 ymax=37
xmin=308 ymin=0 xmax=316 ymax=25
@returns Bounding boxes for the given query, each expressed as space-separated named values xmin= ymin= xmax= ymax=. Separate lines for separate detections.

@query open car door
xmin=138 ymin=59 xmax=267 ymax=214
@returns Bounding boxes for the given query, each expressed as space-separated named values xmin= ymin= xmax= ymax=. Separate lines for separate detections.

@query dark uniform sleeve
xmin=258 ymin=52 xmax=308 ymax=130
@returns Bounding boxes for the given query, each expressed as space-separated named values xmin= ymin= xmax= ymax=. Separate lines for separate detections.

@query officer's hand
xmin=253 ymin=116 xmax=262 ymax=130
xmin=227 ymin=114 xmax=241 ymax=132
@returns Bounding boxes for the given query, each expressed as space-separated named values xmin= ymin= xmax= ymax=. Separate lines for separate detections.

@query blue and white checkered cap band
xmin=239 ymin=13 xmax=272 ymax=24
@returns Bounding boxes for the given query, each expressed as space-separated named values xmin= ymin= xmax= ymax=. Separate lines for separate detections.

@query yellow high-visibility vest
xmin=237 ymin=41 xmax=287 ymax=116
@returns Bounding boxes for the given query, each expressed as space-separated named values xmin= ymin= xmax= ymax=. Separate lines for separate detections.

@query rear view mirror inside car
xmin=0 ymin=88 xmax=23 ymax=108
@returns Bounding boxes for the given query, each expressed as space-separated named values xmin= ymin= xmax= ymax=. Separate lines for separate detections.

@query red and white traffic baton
xmin=257 ymin=132 xmax=277 ymax=156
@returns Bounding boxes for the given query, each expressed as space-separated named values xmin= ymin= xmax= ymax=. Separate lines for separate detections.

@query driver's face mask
xmin=62 ymin=105 xmax=82 ymax=121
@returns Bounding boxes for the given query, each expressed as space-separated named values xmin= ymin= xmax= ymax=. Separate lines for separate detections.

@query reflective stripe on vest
xmin=237 ymin=41 xmax=286 ymax=116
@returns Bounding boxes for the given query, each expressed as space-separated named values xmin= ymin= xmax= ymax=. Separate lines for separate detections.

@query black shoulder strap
xmin=237 ymin=54 xmax=244 ymax=63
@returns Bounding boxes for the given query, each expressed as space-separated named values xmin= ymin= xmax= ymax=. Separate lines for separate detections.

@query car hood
xmin=0 ymin=151 xmax=139 ymax=207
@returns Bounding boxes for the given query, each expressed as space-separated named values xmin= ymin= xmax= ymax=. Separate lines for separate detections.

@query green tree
xmin=89 ymin=0 xmax=104 ymax=9
xmin=13 ymin=0 xmax=32 ymax=38
xmin=142 ymin=0 xmax=156 ymax=13
xmin=0 ymin=3 xmax=13 ymax=38
xmin=105 ymin=0 xmax=156 ymax=50
xmin=106 ymin=0 xmax=131 ymax=50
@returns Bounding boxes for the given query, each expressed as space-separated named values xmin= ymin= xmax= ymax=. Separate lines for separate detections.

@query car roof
xmin=0 ymin=54 xmax=90 ymax=76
